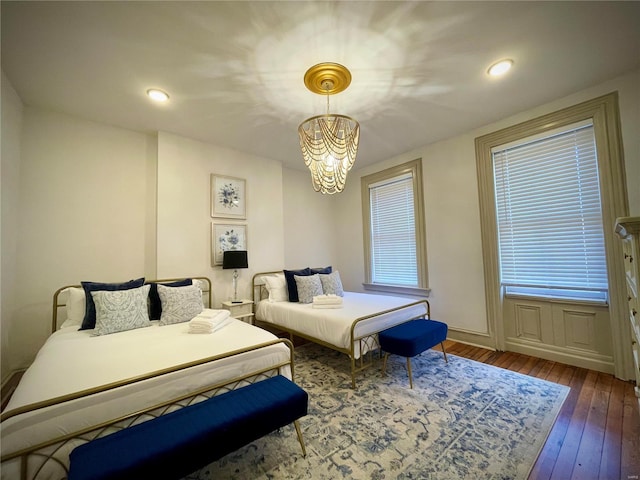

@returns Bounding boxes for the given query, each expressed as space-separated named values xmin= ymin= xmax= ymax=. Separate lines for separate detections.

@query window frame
xmin=361 ymin=158 xmax=429 ymax=296
xmin=474 ymin=92 xmax=630 ymax=375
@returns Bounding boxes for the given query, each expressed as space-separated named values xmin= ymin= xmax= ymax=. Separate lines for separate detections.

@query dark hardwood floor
xmin=442 ymin=339 xmax=640 ymax=480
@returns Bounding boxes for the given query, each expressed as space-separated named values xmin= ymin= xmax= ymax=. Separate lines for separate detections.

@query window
xmin=475 ymin=93 xmax=629 ymax=375
xmin=361 ymin=159 xmax=428 ymax=295
xmin=492 ymin=120 xmax=608 ymax=303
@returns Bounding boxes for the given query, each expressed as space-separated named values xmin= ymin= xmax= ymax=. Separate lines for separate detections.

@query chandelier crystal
xmin=298 ymin=63 xmax=360 ymax=194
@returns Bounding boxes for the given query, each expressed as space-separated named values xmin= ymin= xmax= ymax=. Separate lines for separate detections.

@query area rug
xmin=186 ymin=343 xmax=569 ymax=480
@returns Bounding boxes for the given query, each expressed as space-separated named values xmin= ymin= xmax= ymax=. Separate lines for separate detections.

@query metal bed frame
xmin=1 ymin=277 xmax=295 ymax=480
xmin=252 ymin=271 xmax=430 ymax=388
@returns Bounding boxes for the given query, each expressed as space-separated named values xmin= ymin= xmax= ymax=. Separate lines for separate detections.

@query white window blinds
xmin=369 ymin=173 xmax=418 ymax=286
xmin=492 ymin=120 xmax=608 ymax=302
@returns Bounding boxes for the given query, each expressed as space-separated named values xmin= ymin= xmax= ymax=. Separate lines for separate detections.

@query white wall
xmin=156 ymin=132 xmax=285 ymax=306
xmin=335 ymin=69 xmax=640 ymax=346
xmin=282 ymin=167 xmax=337 ymax=270
xmin=1 ymin=71 xmax=24 ymax=382
xmin=6 ymin=108 xmax=153 ymax=371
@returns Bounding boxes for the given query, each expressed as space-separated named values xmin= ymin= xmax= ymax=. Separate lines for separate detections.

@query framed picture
xmin=211 ymin=174 xmax=246 ymax=219
xmin=211 ymin=223 xmax=247 ymax=266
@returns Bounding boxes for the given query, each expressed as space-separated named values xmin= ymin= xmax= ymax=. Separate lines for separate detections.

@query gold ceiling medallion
xmin=298 ymin=62 xmax=360 ymax=195
xmin=303 ymin=62 xmax=352 ymax=95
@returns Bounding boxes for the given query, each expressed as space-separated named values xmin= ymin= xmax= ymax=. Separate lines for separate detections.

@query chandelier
xmin=298 ymin=63 xmax=360 ymax=194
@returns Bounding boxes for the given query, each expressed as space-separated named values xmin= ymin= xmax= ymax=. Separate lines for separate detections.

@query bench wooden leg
xmin=440 ymin=341 xmax=449 ymax=363
xmin=406 ymin=357 xmax=414 ymax=389
xmin=350 ymin=356 xmax=357 ymax=389
xmin=293 ymin=420 xmax=307 ymax=457
xmin=382 ymin=352 xmax=389 ymax=375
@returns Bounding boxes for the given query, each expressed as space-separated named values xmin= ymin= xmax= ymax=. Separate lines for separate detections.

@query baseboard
xmin=447 ymin=328 xmax=496 ymax=350
xmin=505 ymin=338 xmax=615 ymax=375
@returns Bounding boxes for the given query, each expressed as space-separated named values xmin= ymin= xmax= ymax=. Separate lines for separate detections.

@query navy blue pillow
xmin=149 ymin=279 xmax=192 ymax=320
xmin=80 ymin=277 xmax=145 ymax=330
xmin=310 ymin=266 xmax=332 ymax=274
xmin=283 ymin=268 xmax=312 ymax=303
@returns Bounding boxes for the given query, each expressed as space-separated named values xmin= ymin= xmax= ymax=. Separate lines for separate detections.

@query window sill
xmin=504 ymin=293 xmax=608 ymax=307
xmin=362 ymin=283 xmax=430 ymax=297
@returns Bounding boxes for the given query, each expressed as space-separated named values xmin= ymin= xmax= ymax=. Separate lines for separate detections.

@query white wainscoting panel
xmin=561 ymin=308 xmax=597 ymax=353
xmin=504 ymin=297 xmax=613 ymax=373
xmin=515 ymin=304 xmax=543 ymax=342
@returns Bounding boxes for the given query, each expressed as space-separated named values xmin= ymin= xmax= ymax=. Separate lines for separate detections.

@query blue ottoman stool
xmin=379 ymin=319 xmax=448 ymax=388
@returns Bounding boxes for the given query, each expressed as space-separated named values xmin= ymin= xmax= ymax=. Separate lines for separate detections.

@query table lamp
xmin=222 ymin=250 xmax=248 ymax=303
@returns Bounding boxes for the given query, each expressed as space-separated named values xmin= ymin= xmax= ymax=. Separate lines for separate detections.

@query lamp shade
xmin=222 ymin=250 xmax=248 ymax=269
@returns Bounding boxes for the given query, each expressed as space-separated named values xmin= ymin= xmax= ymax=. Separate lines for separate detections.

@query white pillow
xmin=91 ymin=284 xmax=151 ymax=336
xmin=158 ymin=284 xmax=204 ymax=326
xmin=294 ymin=274 xmax=323 ymax=304
xmin=60 ymin=287 xmax=86 ymax=329
xmin=320 ymin=270 xmax=344 ymax=297
xmin=263 ymin=274 xmax=288 ymax=302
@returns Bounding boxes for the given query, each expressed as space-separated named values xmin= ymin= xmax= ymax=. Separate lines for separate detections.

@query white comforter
xmin=256 ymin=291 xmax=428 ymax=357
xmin=1 ymin=314 xmax=291 ymax=478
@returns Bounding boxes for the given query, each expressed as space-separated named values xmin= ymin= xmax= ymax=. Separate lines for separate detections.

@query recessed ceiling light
xmin=146 ymin=88 xmax=169 ymax=102
xmin=487 ymin=59 xmax=513 ymax=77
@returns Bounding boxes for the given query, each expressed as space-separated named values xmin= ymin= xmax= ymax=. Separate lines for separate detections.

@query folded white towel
xmin=189 ymin=321 xmax=233 ymax=334
xmin=188 ymin=309 xmax=232 ymax=334
xmin=189 ymin=326 xmax=213 ymax=334
xmin=313 ymin=300 xmax=343 ymax=306
xmin=312 ymin=294 xmax=343 ymax=305
xmin=190 ymin=317 xmax=214 ymax=327
xmin=194 ymin=309 xmax=218 ymax=319
xmin=198 ymin=309 xmax=230 ymax=321
xmin=312 ymin=303 xmax=343 ymax=309
xmin=314 ymin=294 xmax=342 ymax=300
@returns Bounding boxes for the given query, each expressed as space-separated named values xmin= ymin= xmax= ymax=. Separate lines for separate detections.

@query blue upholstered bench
xmin=379 ymin=319 xmax=448 ymax=388
xmin=67 ymin=375 xmax=308 ymax=480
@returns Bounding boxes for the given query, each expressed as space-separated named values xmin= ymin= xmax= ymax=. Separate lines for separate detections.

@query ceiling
xmin=2 ymin=1 xmax=639 ymax=171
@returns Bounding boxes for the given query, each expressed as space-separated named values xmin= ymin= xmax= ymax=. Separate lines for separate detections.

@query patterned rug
xmin=187 ymin=343 xmax=569 ymax=480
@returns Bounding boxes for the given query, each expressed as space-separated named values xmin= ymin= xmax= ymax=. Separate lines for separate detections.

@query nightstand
xmin=221 ymin=300 xmax=254 ymax=324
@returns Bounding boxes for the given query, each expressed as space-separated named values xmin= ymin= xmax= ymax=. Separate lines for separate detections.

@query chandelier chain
xmin=324 ymin=80 xmax=332 ymax=116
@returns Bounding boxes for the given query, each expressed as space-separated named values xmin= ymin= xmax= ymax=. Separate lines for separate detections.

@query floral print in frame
xmin=212 ymin=223 xmax=247 ymax=266
xmin=211 ymin=174 xmax=246 ymax=219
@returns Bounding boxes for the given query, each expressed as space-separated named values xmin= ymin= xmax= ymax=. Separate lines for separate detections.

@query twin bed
xmin=1 ymin=271 xmax=430 ymax=479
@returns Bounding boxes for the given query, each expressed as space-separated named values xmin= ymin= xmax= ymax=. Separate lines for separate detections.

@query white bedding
xmin=256 ymin=291 xmax=428 ymax=357
xmin=2 ymin=312 xmax=291 ymax=478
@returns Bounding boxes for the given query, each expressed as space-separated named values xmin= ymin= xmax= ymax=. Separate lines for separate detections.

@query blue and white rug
xmin=188 ymin=343 xmax=569 ymax=479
